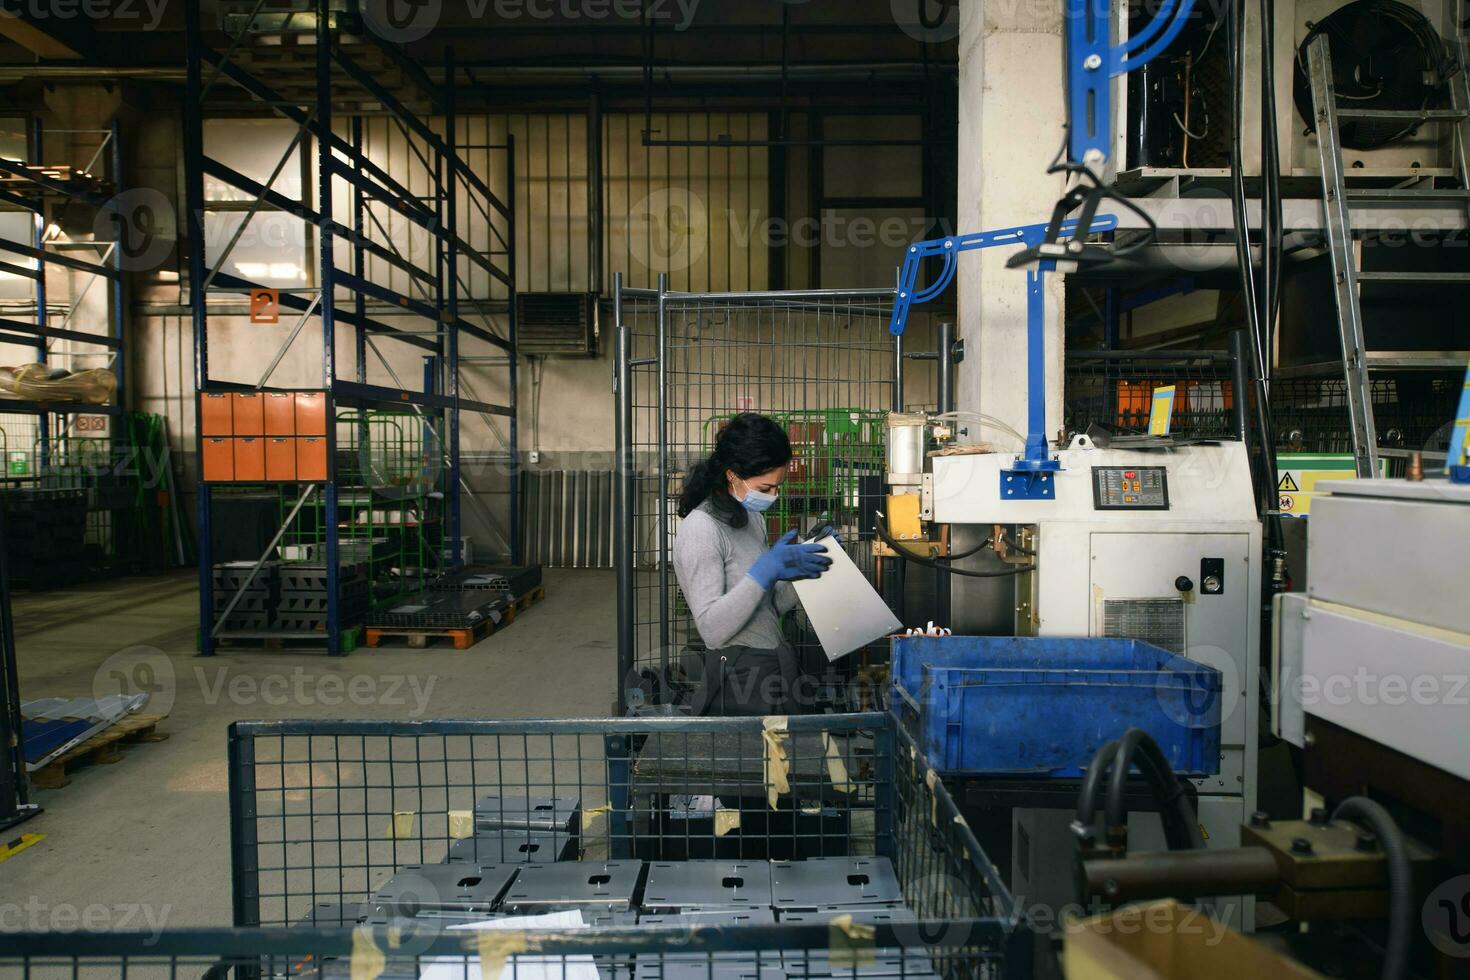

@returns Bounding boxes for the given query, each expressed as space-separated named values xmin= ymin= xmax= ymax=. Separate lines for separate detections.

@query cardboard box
xmin=264 ymin=392 xmax=296 ymax=435
xmin=202 ymin=437 xmax=234 ymax=482
xmin=1063 ymin=900 xmax=1321 ymax=980
xmin=266 ymin=437 xmax=296 ymax=481
xmin=234 ymin=437 xmax=266 ymax=482
xmin=200 ymin=393 xmax=233 ymax=436
xmin=295 ymin=392 xmax=327 ymax=435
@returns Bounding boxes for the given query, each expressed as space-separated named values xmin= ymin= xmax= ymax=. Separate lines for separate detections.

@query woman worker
xmin=672 ymin=413 xmax=831 ymax=715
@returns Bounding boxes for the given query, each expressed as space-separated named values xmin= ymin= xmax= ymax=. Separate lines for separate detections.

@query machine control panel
xmin=1092 ymin=465 xmax=1169 ymax=510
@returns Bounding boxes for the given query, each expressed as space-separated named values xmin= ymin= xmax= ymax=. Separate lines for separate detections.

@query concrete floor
xmin=2 ymin=568 xmax=616 ymax=930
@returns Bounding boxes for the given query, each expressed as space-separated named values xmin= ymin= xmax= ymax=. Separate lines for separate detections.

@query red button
xmin=1124 ymin=470 xmax=1136 ymax=479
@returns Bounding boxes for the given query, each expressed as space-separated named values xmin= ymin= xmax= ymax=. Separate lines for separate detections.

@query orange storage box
xmin=297 ymin=437 xmax=328 ymax=481
xmin=200 ymin=393 xmax=233 ymax=436
xmin=232 ymin=393 xmax=264 ymax=436
xmin=295 ymin=392 xmax=327 ymax=435
xmin=202 ymin=437 xmax=234 ymax=482
xmin=234 ymin=437 xmax=266 ymax=481
xmin=264 ymin=392 xmax=296 ymax=435
xmin=266 ymin=437 xmax=296 ymax=481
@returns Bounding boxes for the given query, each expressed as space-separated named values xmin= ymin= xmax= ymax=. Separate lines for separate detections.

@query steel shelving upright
xmin=0 ymin=118 xmax=127 ymax=425
xmin=185 ymin=3 xmax=518 ymax=656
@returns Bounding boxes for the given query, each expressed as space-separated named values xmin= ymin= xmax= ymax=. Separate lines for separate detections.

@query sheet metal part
xmin=641 ymin=861 xmax=774 ymax=910
xmin=369 ymin=863 xmax=518 ymax=915
xmin=445 ymin=831 xmax=575 ymax=864
xmin=474 ymin=794 xmax=580 ymax=834
xmin=500 ymin=860 xmax=645 ymax=911
xmin=769 ymin=857 xmax=903 ymax=909
xmin=637 ymin=910 xmax=778 ymax=926
xmin=293 ymin=902 xmax=368 ymax=927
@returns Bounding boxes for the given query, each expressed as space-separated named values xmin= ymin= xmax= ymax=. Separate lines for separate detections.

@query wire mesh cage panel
xmin=1063 ymin=350 xmax=1240 ymax=440
xmin=1272 ymin=373 xmax=1461 ymax=462
xmin=619 ymin=284 xmax=905 ymax=711
xmin=220 ymin=713 xmax=1024 ymax=976
xmin=0 ymin=919 xmax=1023 ymax=980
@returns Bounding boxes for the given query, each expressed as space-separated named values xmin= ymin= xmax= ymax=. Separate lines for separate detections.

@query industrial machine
xmin=881 ymin=412 xmax=1262 ymax=923
xmin=1058 ymin=477 xmax=1470 ymax=976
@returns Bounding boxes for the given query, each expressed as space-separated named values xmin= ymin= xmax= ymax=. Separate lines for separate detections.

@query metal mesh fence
xmin=0 ymin=921 xmax=1019 ymax=979
xmin=203 ymin=713 xmax=1025 ymax=976
xmin=619 ymin=285 xmax=922 ymax=711
xmin=1271 ymin=373 xmax=1461 ymax=458
xmin=1063 ymin=350 xmax=1239 ymax=440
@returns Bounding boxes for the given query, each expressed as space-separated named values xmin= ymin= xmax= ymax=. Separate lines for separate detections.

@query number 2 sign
xmin=250 ymin=288 xmax=280 ymax=324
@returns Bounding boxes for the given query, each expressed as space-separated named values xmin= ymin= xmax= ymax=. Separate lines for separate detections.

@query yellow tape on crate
xmin=350 ymin=925 xmax=386 ymax=980
xmin=822 ymin=732 xmax=854 ymax=794
xmin=762 ymin=716 xmax=791 ymax=810
xmin=581 ymin=803 xmax=614 ymax=835
xmin=715 ymin=808 xmax=742 ymax=837
xmin=827 ymin=913 xmax=877 ymax=969
xmin=477 ymin=929 xmax=530 ymax=980
xmin=448 ymin=810 xmax=474 ymax=840
xmin=387 ymin=811 xmax=415 ymax=839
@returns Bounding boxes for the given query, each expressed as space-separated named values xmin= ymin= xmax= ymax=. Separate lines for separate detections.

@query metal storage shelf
xmin=0 ymin=120 xmax=126 ymax=427
xmin=186 ymin=2 xmax=518 ymax=656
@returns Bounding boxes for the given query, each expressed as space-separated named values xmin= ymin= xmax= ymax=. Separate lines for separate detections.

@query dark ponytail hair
xmin=678 ymin=413 xmax=791 ymax=527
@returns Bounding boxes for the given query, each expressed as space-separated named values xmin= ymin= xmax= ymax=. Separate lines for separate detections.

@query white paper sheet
xmin=417 ymin=910 xmax=599 ymax=980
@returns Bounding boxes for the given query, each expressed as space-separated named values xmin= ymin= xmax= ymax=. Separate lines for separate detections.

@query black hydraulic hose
xmin=1230 ymin=0 xmax=1285 ymax=554
xmin=1077 ymin=739 xmax=1121 ymax=826
xmin=1104 ymin=729 xmax=1204 ymax=851
xmin=1333 ymin=797 xmax=1412 ymax=980
xmin=1259 ymin=0 xmax=1284 ymax=353
xmin=874 ymin=515 xmax=1035 ymax=578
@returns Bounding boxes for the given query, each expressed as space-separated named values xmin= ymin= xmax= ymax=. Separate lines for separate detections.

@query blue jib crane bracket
xmin=887 ymin=215 xmax=1118 ymax=498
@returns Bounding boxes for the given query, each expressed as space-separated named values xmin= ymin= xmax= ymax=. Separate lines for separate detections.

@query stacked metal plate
xmin=434 ymin=563 xmax=542 ymax=597
xmin=369 ymin=863 xmax=518 ymax=917
xmin=640 ymin=861 xmax=773 ymax=912
xmin=276 ymin=562 xmax=370 ymax=631
xmin=500 ymin=860 xmax=644 ymax=913
xmin=631 ymin=915 xmax=784 ymax=980
xmin=778 ymin=907 xmax=937 ymax=979
xmin=445 ymin=831 xmax=576 ymax=864
xmin=293 ymin=902 xmax=369 ymax=927
xmin=474 ymin=794 xmax=580 ymax=834
xmin=212 ymin=561 xmax=279 ymax=631
xmin=367 ymin=590 xmax=508 ymax=630
xmin=769 ymin=857 xmax=902 ymax=911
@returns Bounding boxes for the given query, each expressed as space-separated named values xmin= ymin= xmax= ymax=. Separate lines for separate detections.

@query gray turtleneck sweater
xmin=672 ymin=500 xmax=798 ymax=650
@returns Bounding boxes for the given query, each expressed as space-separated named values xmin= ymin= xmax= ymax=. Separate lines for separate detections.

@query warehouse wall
xmin=0 ymin=74 xmax=949 ymax=564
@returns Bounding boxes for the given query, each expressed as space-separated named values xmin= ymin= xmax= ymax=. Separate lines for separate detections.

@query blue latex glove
xmin=747 ymin=529 xmax=833 ymax=589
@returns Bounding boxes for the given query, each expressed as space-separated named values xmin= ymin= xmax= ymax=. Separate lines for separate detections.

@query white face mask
xmin=738 ymin=479 xmax=779 ymax=513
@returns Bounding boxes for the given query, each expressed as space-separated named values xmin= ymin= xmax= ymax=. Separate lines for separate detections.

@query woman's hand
xmin=746 ymin=529 xmax=833 ymax=589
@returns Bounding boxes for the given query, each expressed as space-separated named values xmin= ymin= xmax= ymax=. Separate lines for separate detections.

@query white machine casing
xmin=927 ymin=439 xmax=1261 ymax=922
xmin=1275 ymin=480 xmax=1470 ymax=782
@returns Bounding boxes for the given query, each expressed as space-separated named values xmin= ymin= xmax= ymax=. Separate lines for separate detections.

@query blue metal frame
xmin=888 ymin=216 xmax=1117 ymax=491
xmin=186 ymin=1 xmax=518 ymax=655
xmin=1065 ymin=0 xmax=1199 ymax=163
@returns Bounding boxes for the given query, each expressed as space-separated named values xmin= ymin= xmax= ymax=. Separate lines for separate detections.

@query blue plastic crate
xmin=890 ymin=635 xmax=1221 ymax=777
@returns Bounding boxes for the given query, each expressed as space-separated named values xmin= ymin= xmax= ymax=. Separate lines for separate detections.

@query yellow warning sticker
xmin=1276 ymin=454 xmax=1384 ymax=516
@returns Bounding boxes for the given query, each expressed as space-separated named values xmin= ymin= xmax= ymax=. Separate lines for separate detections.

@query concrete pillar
xmin=950 ymin=0 xmax=1068 ymax=633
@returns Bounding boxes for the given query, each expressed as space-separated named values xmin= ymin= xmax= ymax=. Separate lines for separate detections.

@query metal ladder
xmin=1306 ymin=34 xmax=1470 ymax=477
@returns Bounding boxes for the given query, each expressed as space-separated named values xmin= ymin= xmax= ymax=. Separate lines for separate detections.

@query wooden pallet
xmin=30 ymin=714 xmax=169 ymax=790
xmin=212 ymin=627 xmax=362 ymax=654
xmin=364 ymin=585 xmax=546 ymax=650
xmin=511 ymin=584 xmax=546 ymax=613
